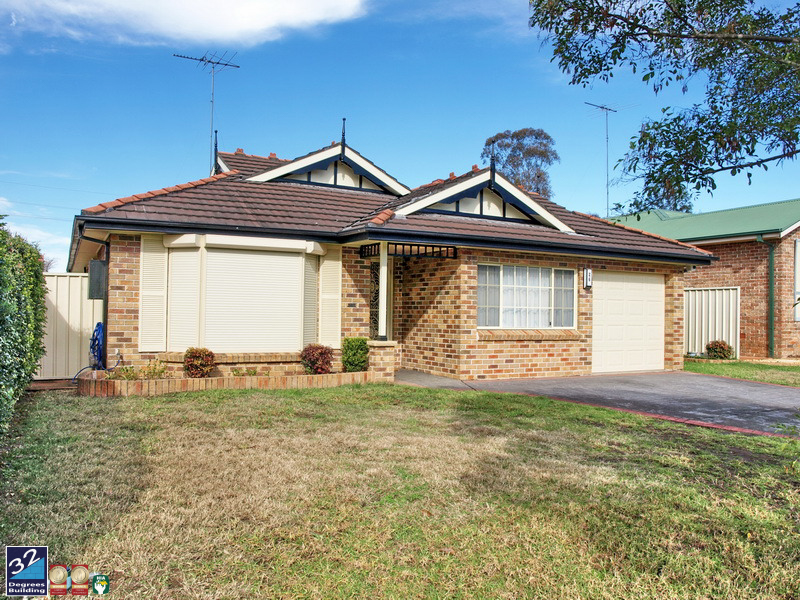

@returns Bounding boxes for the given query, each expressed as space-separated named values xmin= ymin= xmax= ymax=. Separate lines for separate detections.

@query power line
xmin=585 ymin=102 xmax=618 ymax=218
xmin=1 ymin=213 xmax=73 ymax=222
xmin=174 ymin=52 xmax=241 ymax=175
xmin=0 ymin=180 xmax=118 ymax=196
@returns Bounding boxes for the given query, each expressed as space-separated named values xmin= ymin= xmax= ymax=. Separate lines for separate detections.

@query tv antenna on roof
xmin=585 ymin=102 xmax=617 ymax=218
xmin=174 ymin=52 xmax=241 ymax=174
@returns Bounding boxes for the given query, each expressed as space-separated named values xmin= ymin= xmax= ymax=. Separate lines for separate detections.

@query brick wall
xmin=106 ymin=234 xmax=159 ymax=368
xmin=340 ymin=246 xmax=686 ymax=380
xmin=106 ymin=236 xmax=688 ymax=379
xmin=341 ymin=247 xmax=371 ymax=339
xmin=454 ymin=249 xmax=685 ymax=380
xmin=773 ymin=229 xmax=800 ymax=358
xmin=684 ymin=235 xmax=800 ymax=358
xmin=396 ymin=257 xmax=465 ymax=377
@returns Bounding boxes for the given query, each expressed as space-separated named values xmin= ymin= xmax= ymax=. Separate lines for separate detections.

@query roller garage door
xmin=592 ymin=271 xmax=665 ymax=373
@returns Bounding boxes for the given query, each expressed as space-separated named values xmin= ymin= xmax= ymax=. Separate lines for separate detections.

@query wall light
xmin=583 ymin=267 xmax=593 ymax=289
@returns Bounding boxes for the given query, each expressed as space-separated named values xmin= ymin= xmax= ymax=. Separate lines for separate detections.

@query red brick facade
xmin=684 ymin=230 xmax=800 ymax=358
xmin=341 ymin=246 xmax=686 ymax=380
xmin=106 ymin=234 xmax=158 ymax=369
xmin=103 ymin=235 xmax=687 ymax=379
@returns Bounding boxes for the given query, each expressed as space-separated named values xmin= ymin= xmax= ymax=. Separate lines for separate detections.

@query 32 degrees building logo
xmin=5 ymin=546 xmax=48 ymax=596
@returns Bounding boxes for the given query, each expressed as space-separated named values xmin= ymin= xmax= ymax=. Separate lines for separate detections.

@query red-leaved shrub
xmin=706 ymin=340 xmax=734 ymax=360
xmin=300 ymin=344 xmax=333 ymax=375
xmin=184 ymin=347 xmax=216 ymax=378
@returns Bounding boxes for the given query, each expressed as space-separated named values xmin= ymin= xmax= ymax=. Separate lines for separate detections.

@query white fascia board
xmin=492 ymin=173 xmax=574 ymax=233
xmin=247 ymin=146 xmax=340 ymax=182
xmin=246 ymin=144 xmax=410 ymax=195
xmin=343 ymin=147 xmax=411 ymax=195
xmin=164 ymin=233 xmax=325 ymax=253
xmin=216 ymin=156 xmax=230 ymax=173
xmin=395 ymin=171 xmax=492 ymax=216
xmin=781 ymin=220 xmax=800 ymax=237
xmin=395 ymin=171 xmax=574 ymax=234
xmin=205 ymin=234 xmax=323 ymax=254
xmin=689 ymin=233 xmax=780 ymax=246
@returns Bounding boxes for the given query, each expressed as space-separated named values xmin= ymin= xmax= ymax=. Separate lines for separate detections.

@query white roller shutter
xmin=303 ymin=255 xmax=319 ymax=347
xmin=139 ymin=235 xmax=168 ymax=352
xmin=204 ymin=248 xmax=303 ymax=352
xmin=318 ymin=246 xmax=342 ymax=348
xmin=168 ymin=248 xmax=201 ymax=352
xmin=592 ymin=271 xmax=665 ymax=373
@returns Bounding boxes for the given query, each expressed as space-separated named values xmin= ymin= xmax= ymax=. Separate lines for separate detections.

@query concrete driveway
xmin=396 ymin=370 xmax=800 ymax=435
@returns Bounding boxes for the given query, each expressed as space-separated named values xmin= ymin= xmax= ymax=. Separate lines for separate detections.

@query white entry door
xmin=592 ymin=271 xmax=665 ymax=373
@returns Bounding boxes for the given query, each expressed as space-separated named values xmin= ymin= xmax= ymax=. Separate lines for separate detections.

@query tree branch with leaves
xmin=529 ymin=0 xmax=800 ymax=212
xmin=481 ymin=128 xmax=561 ymax=198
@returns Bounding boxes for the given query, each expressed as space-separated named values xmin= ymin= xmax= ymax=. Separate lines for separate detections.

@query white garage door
xmin=592 ymin=271 xmax=665 ymax=373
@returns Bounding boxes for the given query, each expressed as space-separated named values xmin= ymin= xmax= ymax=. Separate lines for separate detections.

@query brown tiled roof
xmin=217 ymin=151 xmax=287 ymax=177
xmin=83 ymin=175 xmax=395 ymax=235
xmin=76 ymin=153 xmax=711 ymax=264
xmin=82 ymin=171 xmax=239 ymax=214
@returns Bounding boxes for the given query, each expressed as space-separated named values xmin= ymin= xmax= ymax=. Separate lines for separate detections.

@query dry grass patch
xmin=2 ymin=385 xmax=799 ymax=599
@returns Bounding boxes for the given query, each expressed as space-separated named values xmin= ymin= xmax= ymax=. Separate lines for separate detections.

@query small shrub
xmin=231 ymin=367 xmax=258 ymax=377
xmin=342 ymin=337 xmax=369 ymax=372
xmin=300 ymin=344 xmax=333 ymax=375
xmin=184 ymin=347 xmax=215 ymax=378
xmin=106 ymin=366 xmax=138 ymax=381
xmin=139 ymin=359 xmax=167 ymax=380
xmin=706 ymin=340 xmax=734 ymax=360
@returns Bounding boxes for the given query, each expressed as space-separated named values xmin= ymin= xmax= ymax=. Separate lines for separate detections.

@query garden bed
xmin=77 ymin=371 xmax=372 ymax=397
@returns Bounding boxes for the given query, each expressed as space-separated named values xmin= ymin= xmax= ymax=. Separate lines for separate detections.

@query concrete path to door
xmin=395 ymin=369 xmax=800 ymax=435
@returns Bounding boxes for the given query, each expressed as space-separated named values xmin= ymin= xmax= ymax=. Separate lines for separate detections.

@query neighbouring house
xmin=68 ymin=141 xmax=712 ymax=380
xmin=614 ymin=199 xmax=800 ymax=359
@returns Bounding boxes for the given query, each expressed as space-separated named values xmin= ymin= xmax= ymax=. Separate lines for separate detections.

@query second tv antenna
xmin=174 ymin=52 xmax=240 ymax=174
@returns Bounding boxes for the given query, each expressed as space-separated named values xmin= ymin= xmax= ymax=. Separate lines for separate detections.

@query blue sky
xmin=1 ymin=0 xmax=798 ymax=270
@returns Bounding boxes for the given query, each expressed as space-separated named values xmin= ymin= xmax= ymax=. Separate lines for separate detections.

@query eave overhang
xmin=70 ymin=213 xmax=714 ymax=272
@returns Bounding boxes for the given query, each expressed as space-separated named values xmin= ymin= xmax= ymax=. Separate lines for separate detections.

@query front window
xmin=477 ymin=264 xmax=575 ymax=328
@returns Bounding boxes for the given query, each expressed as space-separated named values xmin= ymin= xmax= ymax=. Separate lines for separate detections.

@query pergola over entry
xmin=359 ymin=242 xmax=458 ymax=340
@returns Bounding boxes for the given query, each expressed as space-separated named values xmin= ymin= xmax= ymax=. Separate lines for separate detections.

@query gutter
xmin=341 ymin=229 xmax=715 ymax=266
xmin=756 ymin=235 xmax=776 ymax=358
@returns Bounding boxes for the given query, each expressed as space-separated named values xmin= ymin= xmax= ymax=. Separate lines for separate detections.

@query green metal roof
xmin=612 ymin=198 xmax=800 ymax=242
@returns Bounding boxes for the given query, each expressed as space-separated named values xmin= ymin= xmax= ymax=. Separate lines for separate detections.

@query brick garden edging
xmin=78 ymin=371 xmax=372 ymax=398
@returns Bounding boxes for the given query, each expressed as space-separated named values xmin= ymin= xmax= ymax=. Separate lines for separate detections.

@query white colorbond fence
xmin=684 ymin=287 xmax=740 ymax=358
xmin=36 ymin=273 xmax=104 ymax=380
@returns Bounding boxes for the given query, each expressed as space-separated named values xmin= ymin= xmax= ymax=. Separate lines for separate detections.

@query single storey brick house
xmin=615 ymin=199 xmax=800 ymax=359
xmin=68 ymin=142 xmax=711 ymax=380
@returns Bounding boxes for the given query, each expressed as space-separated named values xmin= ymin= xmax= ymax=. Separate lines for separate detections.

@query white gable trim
xmin=216 ymin=156 xmax=231 ymax=173
xmin=395 ymin=171 xmax=574 ymax=233
xmin=246 ymin=144 xmax=411 ymax=196
xmin=781 ymin=219 xmax=800 ymax=237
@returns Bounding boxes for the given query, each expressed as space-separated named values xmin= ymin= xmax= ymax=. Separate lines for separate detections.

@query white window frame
xmin=477 ymin=262 xmax=578 ymax=330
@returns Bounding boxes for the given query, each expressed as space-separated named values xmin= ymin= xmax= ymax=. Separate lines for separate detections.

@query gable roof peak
xmin=245 ymin=142 xmax=411 ymax=196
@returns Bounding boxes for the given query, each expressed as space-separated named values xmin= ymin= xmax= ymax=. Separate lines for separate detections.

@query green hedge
xmin=0 ymin=223 xmax=46 ymax=431
xmin=342 ymin=337 xmax=369 ymax=372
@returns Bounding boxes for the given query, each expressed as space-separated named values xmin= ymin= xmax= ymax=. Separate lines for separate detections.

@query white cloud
xmin=0 ymin=0 xmax=367 ymax=45
xmin=3 ymin=221 xmax=71 ymax=272
xmin=0 ymin=197 xmax=11 ymax=212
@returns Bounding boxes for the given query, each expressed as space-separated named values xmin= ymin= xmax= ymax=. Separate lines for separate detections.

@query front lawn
xmin=1 ymin=385 xmax=799 ymax=599
xmin=685 ymin=359 xmax=800 ymax=387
